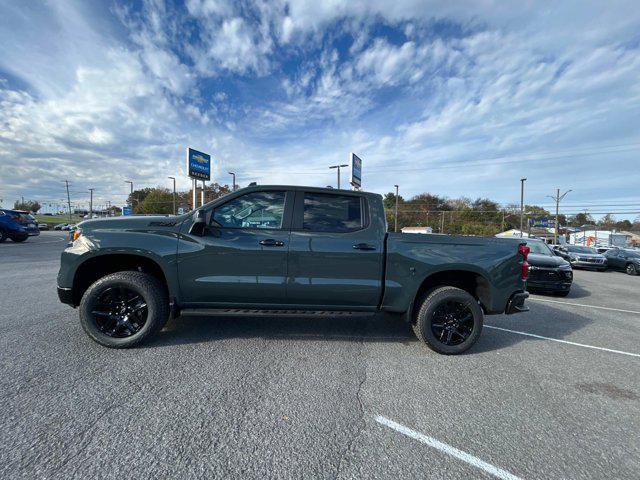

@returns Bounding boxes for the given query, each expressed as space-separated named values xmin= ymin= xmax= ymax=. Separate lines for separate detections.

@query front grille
xmin=528 ymin=269 xmax=561 ymax=281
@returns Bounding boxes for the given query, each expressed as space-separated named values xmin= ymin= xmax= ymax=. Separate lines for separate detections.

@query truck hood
xmin=527 ymin=253 xmax=569 ymax=268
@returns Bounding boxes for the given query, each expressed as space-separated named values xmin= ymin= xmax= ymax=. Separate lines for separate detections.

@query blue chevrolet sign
xmin=187 ymin=148 xmax=211 ymax=181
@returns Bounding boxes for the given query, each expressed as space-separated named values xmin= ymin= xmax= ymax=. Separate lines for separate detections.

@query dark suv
xmin=521 ymin=239 xmax=573 ymax=296
xmin=0 ymin=209 xmax=40 ymax=242
xmin=604 ymin=248 xmax=640 ymax=275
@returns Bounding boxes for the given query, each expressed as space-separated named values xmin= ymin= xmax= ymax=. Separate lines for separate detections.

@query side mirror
xmin=189 ymin=209 xmax=207 ymax=236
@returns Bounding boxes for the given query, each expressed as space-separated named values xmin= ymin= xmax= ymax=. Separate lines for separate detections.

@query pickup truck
xmin=57 ymin=185 xmax=529 ymax=354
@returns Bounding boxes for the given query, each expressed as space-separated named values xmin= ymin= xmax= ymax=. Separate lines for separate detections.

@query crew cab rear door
xmin=286 ymin=190 xmax=384 ymax=308
xmin=177 ymin=189 xmax=293 ymax=306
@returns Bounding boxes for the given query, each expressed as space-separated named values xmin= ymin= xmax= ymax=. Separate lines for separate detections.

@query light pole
xmin=394 ymin=184 xmax=399 ymax=232
xmin=519 ymin=178 xmax=526 ymax=237
xmin=228 ymin=172 xmax=237 ymax=191
xmin=168 ymin=177 xmax=176 ymax=215
xmin=125 ymin=180 xmax=133 ymax=207
xmin=88 ymin=188 xmax=94 ymax=218
xmin=547 ymin=188 xmax=572 ymax=244
xmin=329 ymin=164 xmax=348 ymax=189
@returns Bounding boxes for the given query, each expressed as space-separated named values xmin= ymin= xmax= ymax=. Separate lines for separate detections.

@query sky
xmin=0 ymin=0 xmax=639 ymax=219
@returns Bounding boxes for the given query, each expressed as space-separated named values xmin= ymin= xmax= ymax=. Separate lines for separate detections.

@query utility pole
xmin=88 ymin=188 xmax=94 ymax=218
xmin=519 ymin=178 xmax=526 ymax=237
xmin=201 ymin=180 xmax=206 ymax=206
xmin=125 ymin=180 xmax=133 ymax=208
xmin=329 ymin=164 xmax=348 ymax=189
xmin=547 ymin=188 xmax=572 ymax=244
xmin=64 ymin=180 xmax=72 ymax=223
xmin=228 ymin=172 xmax=236 ymax=191
xmin=501 ymin=209 xmax=505 ymax=232
xmin=441 ymin=211 xmax=445 ymax=233
xmin=168 ymin=177 xmax=176 ymax=215
xmin=394 ymin=184 xmax=399 ymax=232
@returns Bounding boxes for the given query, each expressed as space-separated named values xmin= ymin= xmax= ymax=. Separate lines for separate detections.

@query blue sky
xmin=0 ymin=0 xmax=639 ymax=219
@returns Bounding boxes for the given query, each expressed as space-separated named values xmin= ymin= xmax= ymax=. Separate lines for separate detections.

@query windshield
xmin=625 ymin=250 xmax=640 ymax=258
xmin=566 ymin=246 xmax=597 ymax=254
xmin=526 ymin=241 xmax=553 ymax=256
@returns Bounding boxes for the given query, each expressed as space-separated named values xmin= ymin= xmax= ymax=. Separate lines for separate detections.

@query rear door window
xmin=303 ymin=192 xmax=363 ymax=232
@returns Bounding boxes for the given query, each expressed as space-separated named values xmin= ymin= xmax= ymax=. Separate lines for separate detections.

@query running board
xmin=180 ymin=308 xmax=376 ymax=318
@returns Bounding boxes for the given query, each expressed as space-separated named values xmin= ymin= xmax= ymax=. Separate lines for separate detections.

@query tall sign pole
xmin=187 ymin=148 xmax=211 ymax=211
xmin=349 ymin=153 xmax=362 ymax=191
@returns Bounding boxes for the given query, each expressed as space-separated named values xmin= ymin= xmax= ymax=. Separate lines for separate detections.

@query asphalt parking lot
xmin=1 ymin=231 xmax=639 ymax=479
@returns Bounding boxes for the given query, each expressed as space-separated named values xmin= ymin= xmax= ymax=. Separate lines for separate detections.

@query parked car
xmin=0 ymin=209 xmax=40 ymax=242
xmin=57 ymin=185 xmax=529 ymax=353
xmin=603 ymin=248 xmax=640 ymax=275
xmin=551 ymin=245 xmax=571 ymax=261
xmin=516 ymin=239 xmax=572 ymax=296
xmin=38 ymin=223 xmax=50 ymax=231
xmin=564 ymin=245 xmax=607 ymax=271
xmin=53 ymin=223 xmax=68 ymax=230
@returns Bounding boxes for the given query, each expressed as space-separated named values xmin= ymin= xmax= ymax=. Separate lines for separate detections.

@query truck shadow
xmin=147 ymin=302 xmax=593 ymax=356
xmin=529 ymin=282 xmax=591 ymax=299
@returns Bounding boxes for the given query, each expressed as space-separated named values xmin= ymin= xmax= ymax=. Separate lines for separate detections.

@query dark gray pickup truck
xmin=58 ymin=185 xmax=529 ymax=354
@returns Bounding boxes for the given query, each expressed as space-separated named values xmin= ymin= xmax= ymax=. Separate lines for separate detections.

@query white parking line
xmin=485 ymin=325 xmax=640 ymax=358
xmin=529 ymin=297 xmax=640 ymax=315
xmin=375 ymin=415 xmax=522 ymax=480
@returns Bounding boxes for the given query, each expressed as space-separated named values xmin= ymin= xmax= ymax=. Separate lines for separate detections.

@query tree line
xmin=382 ymin=192 xmax=639 ymax=235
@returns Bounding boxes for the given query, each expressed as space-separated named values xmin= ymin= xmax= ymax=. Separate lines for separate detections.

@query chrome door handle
xmin=260 ymin=239 xmax=285 ymax=247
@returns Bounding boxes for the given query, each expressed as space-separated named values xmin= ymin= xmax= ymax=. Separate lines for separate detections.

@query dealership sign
xmin=529 ymin=217 xmax=556 ymax=228
xmin=187 ymin=148 xmax=211 ymax=181
xmin=350 ymin=153 xmax=362 ymax=189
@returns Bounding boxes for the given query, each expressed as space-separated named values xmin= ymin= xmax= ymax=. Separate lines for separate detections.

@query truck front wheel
xmin=412 ymin=286 xmax=483 ymax=355
xmin=79 ymin=271 xmax=169 ymax=348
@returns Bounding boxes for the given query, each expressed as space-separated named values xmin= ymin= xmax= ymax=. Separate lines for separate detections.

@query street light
xmin=394 ymin=184 xmax=399 ymax=233
xmin=168 ymin=177 xmax=176 ymax=215
xmin=546 ymin=188 xmax=572 ymax=244
xmin=124 ymin=180 xmax=133 ymax=206
xmin=519 ymin=178 xmax=526 ymax=237
xmin=329 ymin=164 xmax=349 ymax=189
xmin=228 ymin=172 xmax=237 ymax=191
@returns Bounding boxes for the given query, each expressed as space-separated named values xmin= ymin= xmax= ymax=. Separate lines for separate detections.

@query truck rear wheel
xmin=412 ymin=286 xmax=483 ymax=355
xmin=79 ymin=271 xmax=169 ymax=348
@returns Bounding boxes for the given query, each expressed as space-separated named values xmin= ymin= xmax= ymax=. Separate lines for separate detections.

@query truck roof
xmin=232 ymin=184 xmax=381 ymax=199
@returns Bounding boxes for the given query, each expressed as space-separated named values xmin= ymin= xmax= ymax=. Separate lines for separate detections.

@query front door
xmin=286 ymin=190 xmax=384 ymax=309
xmin=178 ymin=190 xmax=293 ymax=306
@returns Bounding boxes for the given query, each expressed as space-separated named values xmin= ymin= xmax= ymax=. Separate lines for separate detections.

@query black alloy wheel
xmin=79 ymin=271 xmax=169 ymax=348
xmin=91 ymin=286 xmax=149 ymax=338
xmin=430 ymin=300 xmax=474 ymax=346
xmin=627 ymin=263 xmax=638 ymax=275
xmin=412 ymin=286 xmax=484 ymax=355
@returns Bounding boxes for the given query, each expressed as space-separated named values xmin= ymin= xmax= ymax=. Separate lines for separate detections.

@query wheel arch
xmin=408 ymin=269 xmax=492 ymax=323
xmin=71 ymin=252 xmax=170 ymax=307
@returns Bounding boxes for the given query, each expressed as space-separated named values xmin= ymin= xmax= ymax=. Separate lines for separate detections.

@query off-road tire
xmin=79 ymin=271 xmax=169 ymax=348
xmin=412 ymin=286 xmax=484 ymax=355
xmin=0 ymin=230 xmax=6 ymax=243
xmin=10 ymin=236 xmax=27 ymax=242
xmin=626 ymin=263 xmax=638 ymax=276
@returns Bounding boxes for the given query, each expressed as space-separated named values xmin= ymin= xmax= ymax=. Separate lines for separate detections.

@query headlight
xmin=559 ymin=264 xmax=572 ymax=270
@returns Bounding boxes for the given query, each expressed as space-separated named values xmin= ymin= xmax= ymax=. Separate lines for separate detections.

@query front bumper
xmin=570 ymin=260 xmax=606 ymax=269
xmin=505 ymin=291 xmax=529 ymax=314
xmin=57 ymin=286 xmax=75 ymax=306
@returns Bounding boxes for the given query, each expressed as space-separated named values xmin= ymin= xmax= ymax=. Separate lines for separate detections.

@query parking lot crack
xmin=334 ymin=340 xmax=368 ymax=479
